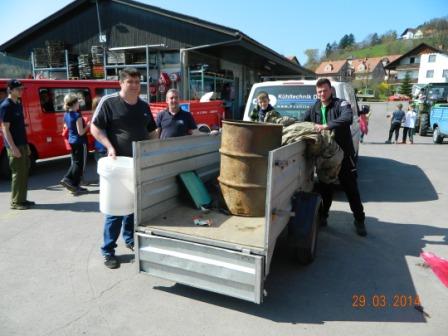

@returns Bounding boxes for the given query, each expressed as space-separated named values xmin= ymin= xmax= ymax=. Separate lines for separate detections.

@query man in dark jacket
xmin=303 ymin=78 xmax=366 ymax=236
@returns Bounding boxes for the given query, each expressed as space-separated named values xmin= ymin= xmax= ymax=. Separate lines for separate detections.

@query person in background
xmin=91 ymin=96 xmax=107 ymax=162
xmin=385 ymin=103 xmax=405 ymax=144
xmin=91 ymin=68 xmax=157 ymax=269
xmin=250 ymin=91 xmax=277 ymax=122
xmin=0 ymin=79 xmax=35 ymax=210
xmin=402 ymin=104 xmax=417 ymax=144
xmin=359 ymin=108 xmax=371 ymax=143
xmin=303 ymin=78 xmax=367 ymax=237
xmin=156 ymin=89 xmax=197 ymax=139
xmin=60 ymin=93 xmax=90 ymax=195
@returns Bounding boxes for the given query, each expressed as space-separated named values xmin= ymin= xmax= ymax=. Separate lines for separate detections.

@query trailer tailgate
xmin=137 ymin=233 xmax=264 ymax=303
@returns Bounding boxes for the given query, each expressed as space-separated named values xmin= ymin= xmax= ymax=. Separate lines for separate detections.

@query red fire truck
xmin=0 ymin=79 xmax=224 ymax=178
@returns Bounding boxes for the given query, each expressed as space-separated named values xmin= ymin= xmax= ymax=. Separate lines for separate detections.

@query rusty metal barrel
xmin=218 ymin=121 xmax=282 ymax=216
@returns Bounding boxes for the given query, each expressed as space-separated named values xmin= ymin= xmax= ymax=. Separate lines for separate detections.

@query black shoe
xmin=72 ymin=186 xmax=88 ymax=195
xmin=10 ymin=203 xmax=29 ymax=210
xmin=385 ymin=140 xmax=391 ymax=144
xmin=60 ymin=178 xmax=77 ymax=192
xmin=354 ymin=219 xmax=367 ymax=237
xmin=22 ymin=200 xmax=35 ymax=206
xmin=104 ymin=255 xmax=120 ymax=269
xmin=126 ymin=243 xmax=135 ymax=252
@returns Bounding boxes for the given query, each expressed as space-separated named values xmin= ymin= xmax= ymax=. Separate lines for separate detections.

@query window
xmin=428 ymin=54 xmax=436 ymax=63
xmin=426 ymin=70 xmax=434 ymax=78
xmin=410 ymin=57 xmax=415 ymax=64
xmin=95 ymin=88 xmax=120 ymax=97
xmin=39 ymin=88 xmax=92 ymax=112
xmin=443 ymin=69 xmax=448 ymax=78
xmin=249 ymin=85 xmax=317 ymax=120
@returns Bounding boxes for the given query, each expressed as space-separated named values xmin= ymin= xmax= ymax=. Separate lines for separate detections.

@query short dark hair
xmin=316 ymin=78 xmax=331 ymax=88
xmin=256 ymin=91 xmax=269 ymax=101
xmin=119 ymin=67 xmax=141 ymax=81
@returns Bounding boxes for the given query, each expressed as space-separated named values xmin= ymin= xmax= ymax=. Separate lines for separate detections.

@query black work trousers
xmin=388 ymin=122 xmax=401 ymax=142
xmin=64 ymin=143 xmax=87 ymax=187
xmin=316 ymin=156 xmax=365 ymax=222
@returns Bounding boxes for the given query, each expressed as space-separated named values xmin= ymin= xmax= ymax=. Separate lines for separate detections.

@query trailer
xmin=133 ymin=134 xmax=320 ymax=304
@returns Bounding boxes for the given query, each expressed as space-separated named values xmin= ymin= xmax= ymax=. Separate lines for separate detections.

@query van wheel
xmin=0 ymin=150 xmax=11 ymax=180
xmin=432 ymin=127 xmax=444 ymax=144
xmin=29 ymin=145 xmax=38 ymax=175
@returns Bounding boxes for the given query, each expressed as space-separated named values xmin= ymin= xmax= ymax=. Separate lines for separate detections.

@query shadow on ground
xmin=355 ymin=156 xmax=438 ymax=203
xmin=153 ymin=210 xmax=446 ymax=324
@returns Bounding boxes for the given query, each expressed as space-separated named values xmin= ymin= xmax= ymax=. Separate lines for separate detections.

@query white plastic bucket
xmin=97 ymin=156 xmax=134 ymax=216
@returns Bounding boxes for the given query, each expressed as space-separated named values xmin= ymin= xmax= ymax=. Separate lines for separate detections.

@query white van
xmin=243 ymin=80 xmax=362 ymax=157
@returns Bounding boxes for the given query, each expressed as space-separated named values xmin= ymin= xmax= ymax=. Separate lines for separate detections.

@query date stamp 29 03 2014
xmin=352 ymin=294 xmax=421 ymax=308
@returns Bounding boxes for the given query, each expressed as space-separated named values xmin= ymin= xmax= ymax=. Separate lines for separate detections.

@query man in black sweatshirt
xmin=304 ymin=78 xmax=366 ymax=237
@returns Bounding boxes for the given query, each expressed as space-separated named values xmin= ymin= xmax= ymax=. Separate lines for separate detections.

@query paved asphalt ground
xmin=1 ymin=102 xmax=447 ymax=336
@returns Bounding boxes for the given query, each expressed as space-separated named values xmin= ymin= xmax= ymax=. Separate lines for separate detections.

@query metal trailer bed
xmin=133 ymin=134 xmax=316 ymax=303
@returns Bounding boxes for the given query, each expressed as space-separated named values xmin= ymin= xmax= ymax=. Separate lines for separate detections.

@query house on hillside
xmin=400 ymin=28 xmax=424 ymax=40
xmin=315 ymin=60 xmax=352 ymax=81
xmin=385 ymin=43 xmax=446 ymax=90
xmin=349 ymin=57 xmax=387 ymax=85
xmin=418 ymin=48 xmax=448 ymax=84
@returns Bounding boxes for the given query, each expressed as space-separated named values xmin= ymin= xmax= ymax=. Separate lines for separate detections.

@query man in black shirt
xmin=0 ymin=79 xmax=35 ymax=210
xmin=156 ymin=89 xmax=197 ymax=139
xmin=304 ymin=78 xmax=366 ymax=236
xmin=92 ymin=68 xmax=157 ymax=269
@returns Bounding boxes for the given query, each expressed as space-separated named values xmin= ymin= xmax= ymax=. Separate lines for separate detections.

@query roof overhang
xmin=183 ymin=39 xmax=315 ymax=77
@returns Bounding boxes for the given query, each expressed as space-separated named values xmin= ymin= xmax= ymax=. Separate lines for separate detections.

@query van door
xmin=343 ymin=85 xmax=361 ymax=154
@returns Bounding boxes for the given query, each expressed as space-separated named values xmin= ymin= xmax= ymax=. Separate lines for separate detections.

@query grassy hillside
xmin=324 ymin=38 xmax=437 ymax=60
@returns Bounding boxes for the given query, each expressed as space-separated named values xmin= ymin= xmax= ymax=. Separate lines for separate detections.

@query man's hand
xmin=11 ymin=146 xmax=21 ymax=158
xmin=314 ymin=124 xmax=329 ymax=132
xmin=107 ymin=146 xmax=116 ymax=159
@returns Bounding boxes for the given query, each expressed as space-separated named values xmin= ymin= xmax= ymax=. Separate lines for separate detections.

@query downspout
xmin=179 ymin=36 xmax=243 ymax=99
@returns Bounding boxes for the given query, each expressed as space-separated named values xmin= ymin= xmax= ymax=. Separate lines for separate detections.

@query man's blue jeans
xmin=101 ymin=214 xmax=134 ymax=256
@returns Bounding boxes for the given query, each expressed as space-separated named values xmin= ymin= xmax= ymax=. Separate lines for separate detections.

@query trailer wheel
xmin=296 ymin=202 xmax=320 ymax=265
xmin=288 ymin=192 xmax=321 ymax=265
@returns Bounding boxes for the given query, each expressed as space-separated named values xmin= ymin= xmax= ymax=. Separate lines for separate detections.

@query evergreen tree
xmin=325 ymin=43 xmax=332 ymax=58
xmin=400 ymin=72 xmax=413 ymax=97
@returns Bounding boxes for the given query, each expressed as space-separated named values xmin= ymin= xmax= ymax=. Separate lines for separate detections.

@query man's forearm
xmin=91 ymin=124 xmax=113 ymax=152
xmin=2 ymin=125 xmax=18 ymax=150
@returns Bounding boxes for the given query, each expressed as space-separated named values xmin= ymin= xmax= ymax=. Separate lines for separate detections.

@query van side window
xmin=39 ymin=88 xmax=92 ymax=112
xmin=95 ymin=88 xmax=119 ymax=97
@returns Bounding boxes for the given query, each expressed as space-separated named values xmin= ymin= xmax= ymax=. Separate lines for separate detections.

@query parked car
xmin=388 ymin=94 xmax=410 ymax=101
xmin=430 ymin=103 xmax=448 ymax=144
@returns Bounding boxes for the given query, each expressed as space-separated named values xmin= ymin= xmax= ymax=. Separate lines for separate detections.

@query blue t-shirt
xmin=64 ymin=111 xmax=87 ymax=144
xmin=0 ymin=98 xmax=28 ymax=147
xmin=391 ymin=110 xmax=405 ymax=124
xmin=156 ymin=109 xmax=197 ymax=140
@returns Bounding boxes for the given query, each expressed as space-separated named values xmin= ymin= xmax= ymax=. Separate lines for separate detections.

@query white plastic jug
xmin=97 ymin=156 xmax=134 ymax=216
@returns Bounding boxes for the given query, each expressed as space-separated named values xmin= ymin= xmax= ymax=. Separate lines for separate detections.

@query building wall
xmin=418 ymin=53 xmax=448 ymax=84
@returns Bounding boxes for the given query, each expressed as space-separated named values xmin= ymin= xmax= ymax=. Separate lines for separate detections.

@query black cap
xmin=7 ymin=79 xmax=23 ymax=90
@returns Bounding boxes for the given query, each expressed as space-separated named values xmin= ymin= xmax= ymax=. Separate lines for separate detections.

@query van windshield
xmin=250 ymin=85 xmax=317 ymax=120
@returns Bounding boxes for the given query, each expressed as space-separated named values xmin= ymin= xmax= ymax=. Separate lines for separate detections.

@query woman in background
xmin=60 ymin=93 xmax=90 ymax=195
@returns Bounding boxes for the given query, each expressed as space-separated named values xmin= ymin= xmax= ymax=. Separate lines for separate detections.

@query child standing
xmin=402 ymin=104 xmax=417 ymax=144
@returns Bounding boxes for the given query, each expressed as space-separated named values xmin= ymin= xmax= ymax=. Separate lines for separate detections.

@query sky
xmin=0 ymin=0 xmax=446 ymax=63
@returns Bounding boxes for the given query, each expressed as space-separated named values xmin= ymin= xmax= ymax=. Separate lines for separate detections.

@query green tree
xmin=400 ymin=72 xmax=413 ymax=97
xmin=304 ymin=49 xmax=320 ymax=70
